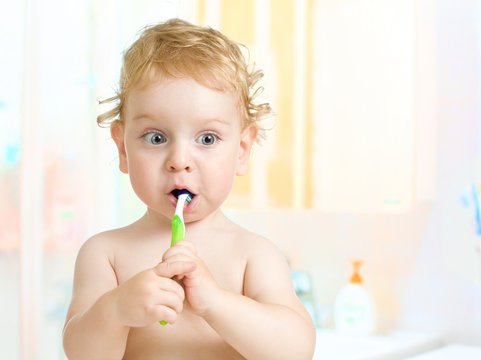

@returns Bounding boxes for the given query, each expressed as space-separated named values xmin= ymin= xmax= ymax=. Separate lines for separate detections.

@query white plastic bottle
xmin=334 ymin=260 xmax=376 ymax=336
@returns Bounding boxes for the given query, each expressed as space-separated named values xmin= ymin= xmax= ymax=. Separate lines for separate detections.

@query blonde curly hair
xmin=97 ymin=18 xmax=271 ymax=140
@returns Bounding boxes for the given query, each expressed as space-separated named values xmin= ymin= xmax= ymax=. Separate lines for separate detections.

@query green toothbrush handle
xmin=170 ymin=214 xmax=184 ymax=246
xmin=159 ymin=215 xmax=185 ymax=325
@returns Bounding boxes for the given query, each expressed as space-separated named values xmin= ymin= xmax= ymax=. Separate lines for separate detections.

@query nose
xmin=165 ymin=142 xmax=193 ymax=172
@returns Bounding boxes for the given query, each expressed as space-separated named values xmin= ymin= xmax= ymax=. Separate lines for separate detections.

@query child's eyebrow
xmin=131 ymin=113 xmax=157 ymax=122
xmin=203 ymin=118 xmax=231 ymax=126
xmin=130 ymin=114 xmax=232 ymax=127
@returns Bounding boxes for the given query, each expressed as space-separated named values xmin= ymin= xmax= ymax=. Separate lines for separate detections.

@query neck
xmin=185 ymin=208 xmax=228 ymax=233
xmin=142 ymin=207 xmax=229 ymax=242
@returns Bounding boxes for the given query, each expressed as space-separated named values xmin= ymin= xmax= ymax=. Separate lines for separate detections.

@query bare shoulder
xmin=225 ymin=221 xmax=294 ymax=293
xmin=77 ymin=219 xmax=145 ymax=264
xmin=224 ymin=220 xmax=285 ymax=261
xmin=240 ymin=229 xmax=290 ymax=283
xmin=79 ymin=228 xmax=119 ymax=256
xmin=221 ymin=218 xmax=289 ymax=279
xmin=66 ymin=224 xmax=138 ymax=322
xmin=233 ymin=223 xmax=313 ymax=323
xmin=73 ymin=221 xmax=145 ymax=288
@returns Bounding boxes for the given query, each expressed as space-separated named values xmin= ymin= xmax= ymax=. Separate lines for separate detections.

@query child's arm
xmin=164 ymin=240 xmax=316 ymax=360
xmin=63 ymin=235 xmax=194 ymax=360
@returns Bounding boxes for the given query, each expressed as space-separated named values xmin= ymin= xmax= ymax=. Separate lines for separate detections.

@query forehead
xmin=124 ymin=77 xmax=241 ymax=126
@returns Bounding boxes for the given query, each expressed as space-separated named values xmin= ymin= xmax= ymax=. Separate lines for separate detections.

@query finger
xmin=172 ymin=240 xmax=197 ymax=252
xmin=153 ymin=305 xmax=178 ymax=325
xmin=157 ymin=276 xmax=186 ymax=301
xmin=162 ymin=243 xmax=196 ymax=262
xmin=155 ymin=288 xmax=184 ymax=314
xmin=162 ymin=253 xmax=194 ymax=265
xmin=162 ymin=247 xmax=188 ymax=263
xmin=154 ymin=260 xmax=196 ymax=279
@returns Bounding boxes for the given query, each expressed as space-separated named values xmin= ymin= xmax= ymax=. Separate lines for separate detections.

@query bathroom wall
xmin=396 ymin=0 xmax=481 ymax=344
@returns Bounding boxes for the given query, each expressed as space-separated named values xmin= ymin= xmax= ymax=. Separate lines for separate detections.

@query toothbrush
xmin=159 ymin=190 xmax=193 ymax=325
xmin=170 ymin=190 xmax=193 ymax=246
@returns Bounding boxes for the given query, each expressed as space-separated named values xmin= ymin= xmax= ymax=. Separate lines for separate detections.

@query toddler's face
xmin=112 ymin=77 xmax=256 ymax=223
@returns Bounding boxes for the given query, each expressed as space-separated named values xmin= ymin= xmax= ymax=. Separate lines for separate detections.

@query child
xmin=63 ymin=18 xmax=316 ymax=359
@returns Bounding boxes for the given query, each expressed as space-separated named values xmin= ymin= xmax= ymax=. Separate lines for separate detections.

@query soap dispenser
xmin=334 ymin=260 xmax=375 ymax=336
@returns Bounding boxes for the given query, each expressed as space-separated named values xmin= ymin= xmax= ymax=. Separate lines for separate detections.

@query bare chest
xmin=113 ymin=238 xmax=247 ymax=359
xmin=123 ymin=312 xmax=245 ymax=359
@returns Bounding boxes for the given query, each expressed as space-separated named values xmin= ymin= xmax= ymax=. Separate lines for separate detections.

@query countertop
xmin=404 ymin=344 xmax=481 ymax=359
xmin=313 ymin=329 xmax=443 ymax=360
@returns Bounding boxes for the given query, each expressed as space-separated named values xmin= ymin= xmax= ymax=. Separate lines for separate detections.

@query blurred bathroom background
xmin=1 ymin=0 xmax=481 ymax=358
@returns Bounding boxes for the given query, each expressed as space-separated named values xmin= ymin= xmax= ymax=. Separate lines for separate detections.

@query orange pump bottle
xmin=334 ymin=260 xmax=376 ymax=335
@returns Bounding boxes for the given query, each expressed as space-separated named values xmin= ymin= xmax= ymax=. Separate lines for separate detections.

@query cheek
xmin=203 ymin=148 xmax=239 ymax=190
xmin=125 ymin=151 xmax=160 ymax=198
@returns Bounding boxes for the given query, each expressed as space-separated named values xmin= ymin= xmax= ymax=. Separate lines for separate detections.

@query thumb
xmin=153 ymin=261 xmax=196 ymax=278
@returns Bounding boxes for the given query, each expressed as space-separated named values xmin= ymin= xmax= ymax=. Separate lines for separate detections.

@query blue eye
xmin=197 ymin=134 xmax=218 ymax=146
xmin=144 ymin=132 xmax=166 ymax=145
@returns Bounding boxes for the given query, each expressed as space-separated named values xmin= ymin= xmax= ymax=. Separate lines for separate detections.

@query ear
xmin=110 ymin=120 xmax=128 ymax=174
xmin=236 ymin=124 xmax=258 ymax=176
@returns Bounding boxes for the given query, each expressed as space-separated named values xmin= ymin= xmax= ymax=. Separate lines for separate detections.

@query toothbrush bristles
xmin=172 ymin=189 xmax=194 ymax=205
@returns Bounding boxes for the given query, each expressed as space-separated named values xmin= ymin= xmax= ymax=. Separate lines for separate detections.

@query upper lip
xmin=169 ymin=185 xmax=196 ymax=197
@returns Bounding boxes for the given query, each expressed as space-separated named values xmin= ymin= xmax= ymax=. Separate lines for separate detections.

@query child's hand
xmin=111 ymin=261 xmax=196 ymax=327
xmin=162 ymin=241 xmax=221 ymax=316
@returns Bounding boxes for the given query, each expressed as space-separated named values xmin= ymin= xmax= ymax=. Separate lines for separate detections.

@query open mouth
xmin=171 ymin=188 xmax=195 ymax=202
